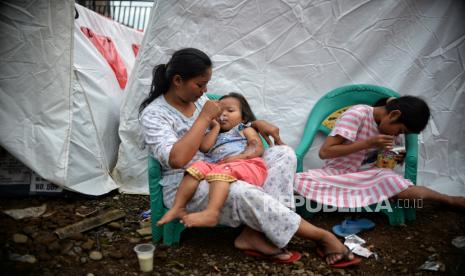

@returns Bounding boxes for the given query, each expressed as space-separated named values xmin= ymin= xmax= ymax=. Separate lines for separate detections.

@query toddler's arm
xmin=199 ymin=119 xmax=221 ymax=153
xmin=220 ymin=127 xmax=264 ymax=163
xmin=319 ymin=134 xmax=394 ymax=159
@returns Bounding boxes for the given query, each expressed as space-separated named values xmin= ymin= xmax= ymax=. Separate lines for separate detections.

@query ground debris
xmin=55 ymin=209 xmax=125 ymax=239
xmin=3 ymin=204 xmax=47 ymax=219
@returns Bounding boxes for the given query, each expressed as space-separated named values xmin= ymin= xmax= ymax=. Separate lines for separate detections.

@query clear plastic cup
xmin=133 ymin=243 xmax=155 ymax=272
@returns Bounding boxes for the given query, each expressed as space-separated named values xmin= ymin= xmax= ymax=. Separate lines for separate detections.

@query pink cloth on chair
xmin=187 ymin=158 xmax=267 ymax=187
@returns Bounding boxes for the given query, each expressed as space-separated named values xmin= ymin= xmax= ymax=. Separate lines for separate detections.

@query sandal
xmin=243 ymin=248 xmax=302 ymax=264
xmin=332 ymin=218 xmax=375 ymax=237
xmin=316 ymin=246 xmax=361 ymax=268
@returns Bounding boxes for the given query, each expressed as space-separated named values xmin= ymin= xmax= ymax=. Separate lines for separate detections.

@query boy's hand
xmin=367 ymin=135 xmax=394 ymax=149
xmin=393 ymin=151 xmax=406 ymax=165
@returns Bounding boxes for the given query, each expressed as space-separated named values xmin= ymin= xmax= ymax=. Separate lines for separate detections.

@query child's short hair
xmin=377 ymin=96 xmax=430 ymax=133
xmin=219 ymin=92 xmax=257 ymax=123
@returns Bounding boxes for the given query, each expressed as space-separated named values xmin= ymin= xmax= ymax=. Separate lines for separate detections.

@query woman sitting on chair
xmin=139 ymin=47 xmax=360 ymax=267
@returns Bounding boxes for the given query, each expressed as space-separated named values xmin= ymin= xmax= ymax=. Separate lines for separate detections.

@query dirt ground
xmin=1 ymin=192 xmax=464 ymax=276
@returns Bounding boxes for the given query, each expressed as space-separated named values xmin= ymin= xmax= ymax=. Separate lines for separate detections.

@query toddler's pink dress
xmin=187 ymin=123 xmax=267 ymax=186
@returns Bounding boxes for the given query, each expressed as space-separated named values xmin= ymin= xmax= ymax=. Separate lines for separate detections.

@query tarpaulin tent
xmin=0 ymin=1 xmax=143 ymax=195
xmin=114 ymin=0 xmax=465 ymax=197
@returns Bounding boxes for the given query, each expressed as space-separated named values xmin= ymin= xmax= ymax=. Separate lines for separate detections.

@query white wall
xmin=115 ymin=0 xmax=465 ymax=196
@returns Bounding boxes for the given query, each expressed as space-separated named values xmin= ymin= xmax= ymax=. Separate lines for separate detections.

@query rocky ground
xmin=0 ymin=192 xmax=464 ymax=276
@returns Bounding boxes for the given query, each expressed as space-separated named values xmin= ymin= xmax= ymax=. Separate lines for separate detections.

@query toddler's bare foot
xmin=182 ymin=209 xmax=220 ymax=227
xmin=157 ymin=207 xmax=187 ymax=226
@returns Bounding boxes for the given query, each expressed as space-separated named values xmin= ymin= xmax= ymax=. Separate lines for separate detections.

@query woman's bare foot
xmin=450 ymin=196 xmax=465 ymax=211
xmin=317 ymin=231 xmax=354 ymax=265
xmin=234 ymin=227 xmax=294 ymax=261
xmin=182 ymin=209 xmax=220 ymax=227
xmin=156 ymin=207 xmax=187 ymax=226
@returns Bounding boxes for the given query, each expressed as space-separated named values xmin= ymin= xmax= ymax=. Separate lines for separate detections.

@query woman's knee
xmin=264 ymin=145 xmax=296 ymax=167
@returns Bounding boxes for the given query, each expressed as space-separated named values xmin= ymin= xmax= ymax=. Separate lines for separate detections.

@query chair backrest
xmin=295 ymin=84 xmax=418 ymax=183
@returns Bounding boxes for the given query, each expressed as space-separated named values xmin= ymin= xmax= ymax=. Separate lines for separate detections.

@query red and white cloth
xmin=295 ymin=105 xmax=413 ymax=208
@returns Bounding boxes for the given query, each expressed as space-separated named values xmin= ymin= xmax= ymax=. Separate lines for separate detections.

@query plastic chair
xmin=148 ymin=93 xmax=271 ymax=245
xmin=295 ymin=84 xmax=418 ymax=225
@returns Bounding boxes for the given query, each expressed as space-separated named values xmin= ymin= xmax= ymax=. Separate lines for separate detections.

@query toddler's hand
xmin=368 ymin=135 xmax=394 ymax=149
xmin=209 ymin=118 xmax=220 ymax=129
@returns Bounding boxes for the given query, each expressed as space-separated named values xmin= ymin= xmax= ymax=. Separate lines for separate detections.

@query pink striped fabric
xmin=295 ymin=105 xmax=412 ymax=208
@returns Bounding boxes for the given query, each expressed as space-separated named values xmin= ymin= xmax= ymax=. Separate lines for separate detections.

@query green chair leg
xmin=151 ymin=220 xmax=163 ymax=243
xmin=162 ymin=220 xmax=185 ymax=246
xmin=404 ymin=207 xmax=416 ymax=222
xmin=382 ymin=205 xmax=405 ymax=225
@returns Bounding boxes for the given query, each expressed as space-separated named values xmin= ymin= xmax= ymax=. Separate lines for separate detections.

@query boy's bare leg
xmin=396 ymin=186 xmax=465 ymax=210
xmin=182 ymin=181 xmax=229 ymax=227
xmin=157 ymin=175 xmax=199 ymax=226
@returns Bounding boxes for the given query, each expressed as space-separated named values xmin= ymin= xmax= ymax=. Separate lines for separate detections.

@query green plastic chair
xmin=148 ymin=93 xmax=270 ymax=245
xmin=294 ymin=84 xmax=418 ymax=225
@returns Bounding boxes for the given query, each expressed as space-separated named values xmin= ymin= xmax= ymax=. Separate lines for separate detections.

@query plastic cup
xmin=133 ymin=243 xmax=155 ymax=272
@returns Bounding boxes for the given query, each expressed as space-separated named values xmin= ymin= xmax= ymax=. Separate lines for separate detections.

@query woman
xmin=139 ymin=48 xmax=359 ymax=266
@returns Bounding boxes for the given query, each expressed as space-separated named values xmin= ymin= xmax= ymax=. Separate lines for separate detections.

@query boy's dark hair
xmin=220 ymin=92 xmax=257 ymax=123
xmin=139 ymin=48 xmax=212 ymax=114
xmin=375 ymin=96 xmax=430 ymax=133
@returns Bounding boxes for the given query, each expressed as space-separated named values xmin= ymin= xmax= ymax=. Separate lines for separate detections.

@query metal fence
xmin=77 ymin=0 xmax=153 ymax=31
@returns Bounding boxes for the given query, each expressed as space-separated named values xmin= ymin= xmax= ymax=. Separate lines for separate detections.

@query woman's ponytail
xmin=139 ymin=64 xmax=169 ymax=114
xmin=139 ymin=48 xmax=212 ymax=115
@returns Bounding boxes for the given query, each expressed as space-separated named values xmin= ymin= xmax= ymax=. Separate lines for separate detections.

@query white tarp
xmin=70 ymin=4 xmax=143 ymax=194
xmin=0 ymin=0 xmax=73 ymax=188
xmin=115 ymin=0 xmax=465 ymax=196
xmin=0 ymin=2 xmax=143 ymax=195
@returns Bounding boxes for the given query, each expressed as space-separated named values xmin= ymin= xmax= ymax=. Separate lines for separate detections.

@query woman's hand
xmin=367 ymin=135 xmax=394 ymax=149
xmin=252 ymin=120 xmax=284 ymax=146
xmin=199 ymin=100 xmax=222 ymax=121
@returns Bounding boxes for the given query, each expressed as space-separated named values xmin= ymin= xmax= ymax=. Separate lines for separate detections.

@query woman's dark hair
xmin=139 ymin=48 xmax=212 ymax=114
xmin=220 ymin=92 xmax=257 ymax=123
xmin=374 ymin=96 xmax=430 ymax=133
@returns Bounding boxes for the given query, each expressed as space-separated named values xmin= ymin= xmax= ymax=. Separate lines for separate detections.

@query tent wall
xmin=115 ymin=0 xmax=465 ymax=196
xmin=69 ymin=4 xmax=143 ymax=194
xmin=0 ymin=2 xmax=143 ymax=195
xmin=0 ymin=0 xmax=74 ymax=186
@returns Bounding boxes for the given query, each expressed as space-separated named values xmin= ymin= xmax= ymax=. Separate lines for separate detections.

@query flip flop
xmin=332 ymin=224 xmax=361 ymax=237
xmin=243 ymin=249 xmax=302 ymax=264
xmin=344 ymin=218 xmax=375 ymax=230
xmin=317 ymin=247 xmax=362 ymax=268
xmin=332 ymin=218 xmax=375 ymax=237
